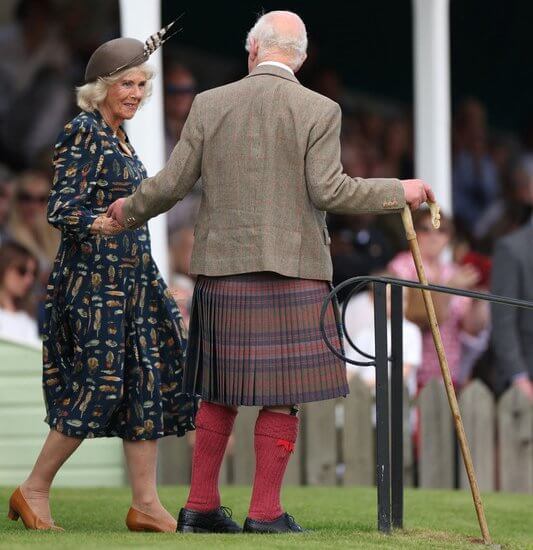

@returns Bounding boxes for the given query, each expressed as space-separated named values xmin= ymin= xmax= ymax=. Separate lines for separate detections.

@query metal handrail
xmin=320 ymin=274 xmax=533 ymax=534
xmin=321 ymin=275 xmax=533 ymax=366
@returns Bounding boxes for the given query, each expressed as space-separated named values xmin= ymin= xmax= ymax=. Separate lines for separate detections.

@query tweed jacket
xmin=123 ymin=64 xmax=406 ymax=281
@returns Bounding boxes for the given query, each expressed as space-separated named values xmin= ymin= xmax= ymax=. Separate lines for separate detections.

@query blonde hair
xmin=76 ymin=63 xmax=155 ymax=112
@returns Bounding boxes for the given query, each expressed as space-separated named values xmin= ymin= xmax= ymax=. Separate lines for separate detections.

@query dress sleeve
xmin=47 ymin=117 xmax=103 ymax=240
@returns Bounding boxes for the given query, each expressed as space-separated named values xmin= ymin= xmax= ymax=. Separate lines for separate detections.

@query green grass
xmin=0 ymin=486 xmax=532 ymax=549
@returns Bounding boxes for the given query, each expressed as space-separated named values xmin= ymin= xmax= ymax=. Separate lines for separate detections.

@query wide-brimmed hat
xmin=84 ymin=15 xmax=182 ymax=83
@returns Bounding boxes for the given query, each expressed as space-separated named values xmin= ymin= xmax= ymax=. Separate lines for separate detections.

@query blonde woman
xmin=8 ymin=30 xmax=196 ymax=532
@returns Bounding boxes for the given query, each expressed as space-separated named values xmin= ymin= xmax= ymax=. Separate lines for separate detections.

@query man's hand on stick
xmin=401 ymin=179 xmax=435 ymax=211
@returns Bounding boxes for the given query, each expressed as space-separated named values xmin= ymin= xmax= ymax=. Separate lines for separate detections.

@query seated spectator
xmin=388 ymin=209 xmax=489 ymax=391
xmin=8 ymin=170 xmax=60 ymax=276
xmin=329 ymin=213 xmax=395 ymax=302
xmin=372 ymin=118 xmax=414 ymax=252
xmin=163 ymin=63 xmax=197 ymax=158
xmin=472 ymin=157 xmax=533 ymax=257
xmin=342 ymin=281 xmax=374 ymax=348
xmin=452 ymin=98 xmax=500 ymax=238
xmin=0 ymin=0 xmax=71 ymax=170
xmin=491 ymin=223 xmax=533 ymax=400
xmin=0 ymin=241 xmax=40 ymax=347
xmin=454 ymin=248 xmax=492 ymax=386
xmin=344 ymin=277 xmax=422 ymax=400
xmin=359 ymin=109 xmax=386 ymax=148
xmin=341 ymin=139 xmax=370 ymax=179
xmin=0 ymin=164 xmax=14 ymax=246
xmin=168 ymin=225 xmax=196 ymax=329
xmin=372 ymin=117 xmax=414 ymax=180
xmin=163 ymin=63 xmax=201 ymax=233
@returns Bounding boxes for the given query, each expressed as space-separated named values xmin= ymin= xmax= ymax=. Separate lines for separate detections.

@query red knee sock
xmin=185 ymin=401 xmax=237 ymax=512
xmin=248 ymin=409 xmax=299 ymax=521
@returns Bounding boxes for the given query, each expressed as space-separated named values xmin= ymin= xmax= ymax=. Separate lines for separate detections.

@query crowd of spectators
xmin=0 ymin=0 xmax=532 ymax=403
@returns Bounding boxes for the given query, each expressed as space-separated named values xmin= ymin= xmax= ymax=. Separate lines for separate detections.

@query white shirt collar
xmin=256 ymin=61 xmax=294 ymax=75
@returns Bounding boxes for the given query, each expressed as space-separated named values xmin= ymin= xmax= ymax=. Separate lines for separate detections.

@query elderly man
xmin=109 ymin=11 xmax=433 ymax=533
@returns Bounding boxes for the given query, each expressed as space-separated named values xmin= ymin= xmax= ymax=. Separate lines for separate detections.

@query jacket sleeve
xmin=47 ymin=118 xmax=102 ymax=240
xmin=490 ymin=240 xmax=529 ymax=381
xmin=305 ymin=102 xmax=405 ymax=214
xmin=122 ymin=96 xmax=204 ymax=229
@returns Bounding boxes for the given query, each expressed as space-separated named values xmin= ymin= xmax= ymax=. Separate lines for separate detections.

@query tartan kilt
xmin=183 ymin=272 xmax=349 ymax=406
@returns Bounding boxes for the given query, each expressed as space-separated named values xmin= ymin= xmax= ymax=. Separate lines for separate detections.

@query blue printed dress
xmin=43 ymin=110 xmax=196 ymax=440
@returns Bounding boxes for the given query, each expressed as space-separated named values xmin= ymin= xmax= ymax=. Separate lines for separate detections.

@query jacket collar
xmin=245 ymin=63 xmax=299 ymax=85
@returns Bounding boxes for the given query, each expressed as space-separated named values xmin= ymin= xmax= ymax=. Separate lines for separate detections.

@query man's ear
xmin=249 ymin=38 xmax=259 ymax=61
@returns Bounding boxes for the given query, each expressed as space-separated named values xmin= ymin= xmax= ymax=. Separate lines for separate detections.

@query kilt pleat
xmin=184 ymin=272 xmax=349 ymax=406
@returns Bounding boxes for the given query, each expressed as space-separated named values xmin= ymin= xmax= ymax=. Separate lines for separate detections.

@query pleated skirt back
xmin=184 ymin=272 xmax=349 ymax=406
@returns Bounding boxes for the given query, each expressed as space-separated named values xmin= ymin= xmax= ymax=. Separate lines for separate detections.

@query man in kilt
xmin=109 ymin=10 xmax=434 ymax=534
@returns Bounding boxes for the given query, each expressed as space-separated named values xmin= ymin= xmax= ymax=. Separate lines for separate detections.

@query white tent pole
xmin=413 ymin=0 xmax=452 ymax=215
xmin=119 ymin=0 xmax=169 ymax=281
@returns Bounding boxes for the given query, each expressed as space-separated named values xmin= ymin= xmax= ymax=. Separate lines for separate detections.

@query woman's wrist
xmin=90 ymin=216 xmax=105 ymax=235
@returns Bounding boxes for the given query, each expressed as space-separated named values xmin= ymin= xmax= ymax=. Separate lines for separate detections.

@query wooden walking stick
xmin=401 ymin=202 xmax=492 ymax=546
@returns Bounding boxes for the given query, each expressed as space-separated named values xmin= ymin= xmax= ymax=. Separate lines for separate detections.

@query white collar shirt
xmin=256 ymin=61 xmax=294 ymax=75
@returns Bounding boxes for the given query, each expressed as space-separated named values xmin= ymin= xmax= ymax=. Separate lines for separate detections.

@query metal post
xmin=374 ymin=282 xmax=391 ymax=533
xmin=390 ymin=284 xmax=404 ymax=529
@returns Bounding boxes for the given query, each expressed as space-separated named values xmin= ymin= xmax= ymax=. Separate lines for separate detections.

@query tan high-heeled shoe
xmin=8 ymin=487 xmax=64 ymax=531
xmin=125 ymin=507 xmax=177 ymax=533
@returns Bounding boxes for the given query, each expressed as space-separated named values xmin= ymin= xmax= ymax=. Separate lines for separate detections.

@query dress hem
xmin=45 ymin=416 xmax=195 ymax=441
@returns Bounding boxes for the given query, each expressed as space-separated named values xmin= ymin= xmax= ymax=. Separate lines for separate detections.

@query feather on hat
xmin=84 ymin=15 xmax=182 ymax=83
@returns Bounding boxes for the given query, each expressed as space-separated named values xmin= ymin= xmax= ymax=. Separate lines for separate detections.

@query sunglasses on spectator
xmin=17 ymin=192 xmax=48 ymax=204
xmin=13 ymin=265 xmax=37 ymax=278
xmin=165 ymin=84 xmax=197 ymax=95
xmin=416 ymin=224 xmax=451 ymax=234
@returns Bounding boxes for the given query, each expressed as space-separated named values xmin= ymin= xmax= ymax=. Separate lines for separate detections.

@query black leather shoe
xmin=243 ymin=513 xmax=305 ymax=533
xmin=177 ymin=506 xmax=242 ymax=533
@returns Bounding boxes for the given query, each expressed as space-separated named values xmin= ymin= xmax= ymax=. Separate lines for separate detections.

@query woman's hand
xmin=445 ymin=264 xmax=480 ymax=290
xmin=90 ymin=215 xmax=124 ymax=236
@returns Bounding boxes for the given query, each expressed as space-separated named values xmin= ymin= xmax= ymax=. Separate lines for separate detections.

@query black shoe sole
xmin=178 ymin=523 xmax=242 ymax=534
xmin=243 ymin=530 xmax=304 ymax=534
xmin=243 ymin=527 xmax=306 ymax=534
xmin=177 ymin=524 xmax=210 ymax=533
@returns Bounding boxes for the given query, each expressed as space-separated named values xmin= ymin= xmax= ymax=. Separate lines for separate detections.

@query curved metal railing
xmin=320 ymin=275 xmax=533 ymax=533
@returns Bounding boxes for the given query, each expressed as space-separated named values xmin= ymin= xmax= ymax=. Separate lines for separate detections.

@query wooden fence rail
xmin=158 ymin=377 xmax=533 ymax=494
xmin=2 ymin=338 xmax=529 ymax=492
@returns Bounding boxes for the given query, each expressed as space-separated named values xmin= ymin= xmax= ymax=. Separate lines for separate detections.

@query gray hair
xmin=75 ymin=63 xmax=155 ymax=112
xmin=245 ymin=11 xmax=308 ymax=70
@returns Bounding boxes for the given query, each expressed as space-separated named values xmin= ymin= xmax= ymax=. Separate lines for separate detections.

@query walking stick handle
xmin=401 ymin=201 xmax=441 ymax=241
xmin=428 ymin=201 xmax=441 ymax=228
